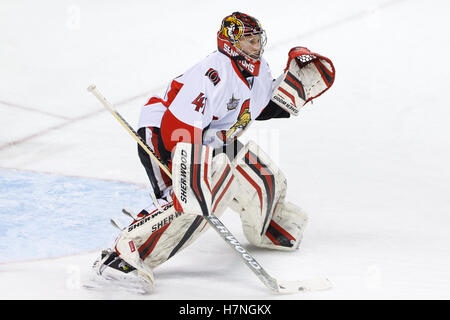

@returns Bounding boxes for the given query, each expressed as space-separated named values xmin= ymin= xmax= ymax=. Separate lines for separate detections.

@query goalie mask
xmin=217 ymin=12 xmax=267 ymax=76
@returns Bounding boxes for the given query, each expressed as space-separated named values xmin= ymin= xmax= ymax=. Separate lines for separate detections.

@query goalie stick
xmin=87 ymin=84 xmax=331 ymax=293
xmin=87 ymin=85 xmax=171 ymax=178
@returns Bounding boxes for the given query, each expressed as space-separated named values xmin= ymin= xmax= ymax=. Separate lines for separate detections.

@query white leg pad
xmin=259 ymin=201 xmax=308 ymax=251
xmin=115 ymin=149 xmax=237 ymax=270
xmin=115 ymin=203 xmax=212 ymax=269
xmin=230 ymin=140 xmax=308 ymax=251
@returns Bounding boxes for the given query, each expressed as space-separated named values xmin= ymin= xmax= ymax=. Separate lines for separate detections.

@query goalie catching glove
xmin=271 ymin=46 xmax=335 ymax=116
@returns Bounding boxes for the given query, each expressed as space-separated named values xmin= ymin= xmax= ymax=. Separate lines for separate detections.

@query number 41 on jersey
xmin=192 ymin=93 xmax=206 ymax=114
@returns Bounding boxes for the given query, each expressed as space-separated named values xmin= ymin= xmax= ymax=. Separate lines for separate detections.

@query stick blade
xmin=276 ymin=276 xmax=332 ymax=294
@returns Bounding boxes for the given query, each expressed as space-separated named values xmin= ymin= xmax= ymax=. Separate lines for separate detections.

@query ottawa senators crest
xmin=225 ymin=99 xmax=251 ymax=142
xmin=220 ymin=16 xmax=244 ymax=42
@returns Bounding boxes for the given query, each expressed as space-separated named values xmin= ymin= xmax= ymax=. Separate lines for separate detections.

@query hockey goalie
xmin=92 ymin=11 xmax=335 ymax=291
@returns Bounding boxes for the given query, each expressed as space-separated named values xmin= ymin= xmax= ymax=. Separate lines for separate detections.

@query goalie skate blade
xmin=276 ymin=277 xmax=332 ymax=294
xmin=83 ymin=270 xmax=152 ymax=295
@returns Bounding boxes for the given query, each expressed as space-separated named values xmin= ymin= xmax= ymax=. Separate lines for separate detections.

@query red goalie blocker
xmin=271 ymin=46 xmax=335 ymax=116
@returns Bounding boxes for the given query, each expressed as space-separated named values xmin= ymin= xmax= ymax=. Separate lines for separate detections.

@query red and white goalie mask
xmin=217 ymin=12 xmax=267 ymax=76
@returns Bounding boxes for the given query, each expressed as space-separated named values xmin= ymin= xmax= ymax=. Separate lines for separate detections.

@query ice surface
xmin=1 ymin=0 xmax=450 ymax=299
xmin=0 ymin=168 xmax=150 ymax=262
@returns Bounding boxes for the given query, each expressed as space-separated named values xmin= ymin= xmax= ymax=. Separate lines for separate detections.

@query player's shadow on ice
xmin=155 ymin=269 xmax=221 ymax=280
xmin=155 ymin=242 xmax=291 ymax=282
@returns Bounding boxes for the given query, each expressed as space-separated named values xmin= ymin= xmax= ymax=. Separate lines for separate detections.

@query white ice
xmin=1 ymin=0 xmax=450 ymax=299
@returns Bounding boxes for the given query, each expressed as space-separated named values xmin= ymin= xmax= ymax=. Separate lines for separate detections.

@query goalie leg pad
xmin=115 ymin=144 xmax=237 ymax=271
xmin=172 ymin=142 xmax=237 ymax=216
xmin=172 ymin=143 xmax=213 ymax=216
xmin=115 ymin=202 xmax=212 ymax=269
xmin=261 ymin=201 xmax=308 ymax=251
xmin=210 ymin=152 xmax=238 ymax=216
xmin=230 ymin=141 xmax=308 ymax=251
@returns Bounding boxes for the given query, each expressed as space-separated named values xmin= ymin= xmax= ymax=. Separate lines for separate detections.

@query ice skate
xmin=86 ymin=249 xmax=154 ymax=294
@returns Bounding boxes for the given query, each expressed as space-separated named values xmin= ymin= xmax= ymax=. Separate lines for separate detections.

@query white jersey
xmin=139 ymin=51 xmax=275 ymax=148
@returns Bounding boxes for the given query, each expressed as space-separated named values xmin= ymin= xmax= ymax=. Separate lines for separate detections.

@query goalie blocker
xmin=109 ymin=141 xmax=308 ymax=286
xmin=271 ymin=46 xmax=335 ymax=116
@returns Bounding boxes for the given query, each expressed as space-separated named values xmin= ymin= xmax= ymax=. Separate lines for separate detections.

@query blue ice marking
xmin=0 ymin=168 xmax=150 ymax=263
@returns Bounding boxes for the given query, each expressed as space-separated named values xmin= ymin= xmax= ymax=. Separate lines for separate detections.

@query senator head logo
xmin=226 ymin=99 xmax=251 ymax=142
xmin=221 ymin=16 xmax=244 ymax=42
